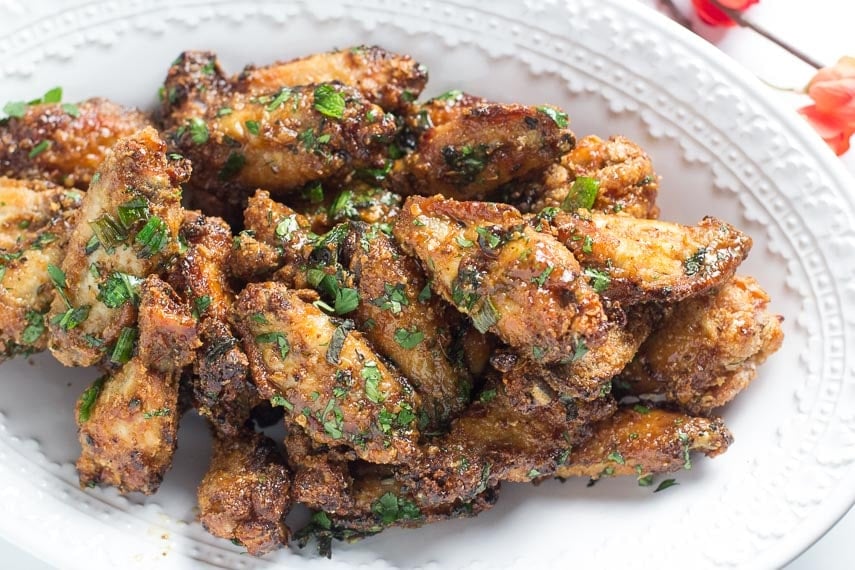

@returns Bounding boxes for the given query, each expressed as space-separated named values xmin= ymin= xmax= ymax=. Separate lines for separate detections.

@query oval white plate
xmin=1 ymin=1 xmax=854 ymax=569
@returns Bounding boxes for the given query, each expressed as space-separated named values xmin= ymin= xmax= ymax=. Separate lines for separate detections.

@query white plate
xmin=1 ymin=1 xmax=854 ymax=569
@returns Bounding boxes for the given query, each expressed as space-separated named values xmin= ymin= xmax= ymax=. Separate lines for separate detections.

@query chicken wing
xmin=233 ymin=283 xmax=421 ymax=464
xmin=0 ymin=178 xmax=82 ymax=360
xmin=340 ymin=223 xmax=473 ymax=427
xmin=505 ymin=135 xmax=659 ymax=219
xmin=198 ymin=430 xmax=292 ymax=556
xmin=544 ymin=210 xmax=752 ymax=305
xmin=617 ymin=275 xmax=784 ymax=415
xmin=389 ymin=104 xmax=575 ymax=200
xmin=76 ymin=276 xmax=196 ymax=494
xmin=554 ymin=407 xmax=733 ymax=480
xmin=47 ymin=127 xmax=188 ymax=367
xmin=1 ymin=98 xmax=151 ymax=188
xmin=235 ymin=46 xmax=428 ymax=113
xmin=394 ymin=195 xmax=607 ymax=363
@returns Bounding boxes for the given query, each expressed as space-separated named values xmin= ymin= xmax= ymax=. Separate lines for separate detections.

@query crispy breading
xmin=0 ymin=178 xmax=82 ymax=360
xmin=389 ymin=104 xmax=575 ymax=200
xmin=544 ymin=210 xmax=752 ymax=305
xmin=233 ymin=283 xmax=421 ymax=464
xmin=394 ymin=195 xmax=607 ymax=363
xmin=47 ymin=127 xmax=188 ymax=367
xmin=554 ymin=407 xmax=733 ymax=480
xmin=618 ymin=275 xmax=784 ymax=415
xmin=299 ymin=181 xmax=402 ymax=234
xmin=0 ymin=98 xmax=151 ymax=188
xmin=198 ymin=430 xmax=292 ymax=556
xmin=506 ymin=135 xmax=659 ymax=218
xmin=235 ymin=45 xmax=428 ymax=113
xmin=137 ymin=275 xmax=199 ymax=371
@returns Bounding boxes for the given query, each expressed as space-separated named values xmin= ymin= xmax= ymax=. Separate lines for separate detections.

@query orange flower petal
xmin=799 ymin=105 xmax=853 ymax=155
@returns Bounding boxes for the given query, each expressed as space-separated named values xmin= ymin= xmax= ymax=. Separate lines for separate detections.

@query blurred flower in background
xmin=798 ymin=58 xmax=855 ymax=155
xmin=691 ymin=0 xmax=758 ymax=27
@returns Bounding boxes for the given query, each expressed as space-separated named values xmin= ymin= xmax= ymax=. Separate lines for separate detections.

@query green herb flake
xmin=61 ymin=103 xmax=80 ymax=118
xmin=193 ymin=295 xmax=212 ymax=319
xmin=371 ymin=492 xmax=421 ymax=525
xmin=251 ymin=312 xmax=269 ymax=324
xmin=134 ymin=216 xmax=169 ymax=258
xmin=584 ymin=267 xmax=611 ymax=293
xmin=633 ymin=404 xmax=651 ymax=415
xmin=536 ymin=105 xmax=569 ymax=127
xmin=21 ymin=310 xmax=45 ymax=344
xmin=43 ymin=87 xmax=63 ymax=103
xmin=270 ymin=394 xmax=294 ymax=411
xmin=434 ymin=89 xmax=463 ymax=102
xmin=219 ymin=151 xmax=246 ymax=180
xmin=562 ymin=177 xmax=600 ymax=211
xmin=471 ymin=296 xmax=500 ymax=334
xmin=393 ymin=327 xmax=424 ymax=350
xmin=527 ymin=469 xmax=541 ymax=479
xmin=275 ymin=215 xmax=299 ymax=240
xmin=245 ymin=120 xmax=260 ymax=135
xmin=116 ymin=197 xmax=149 ymax=228
xmin=362 ymin=361 xmax=385 ymax=403
xmin=417 ymin=282 xmax=432 ymax=303
xmin=110 ymin=327 xmax=137 ymax=364
xmin=531 ymin=265 xmax=554 ymax=287
xmin=78 ymin=375 xmax=107 ymax=422
xmin=312 ymin=511 xmax=332 ymax=530
xmin=143 ymin=407 xmax=171 ymax=419
xmin=313 ymin=84 xmax=346 ymax=119
xmin=326 ymin=320 xmax=354 ymax=365
xmin=28 ymin=140 xmax=51 ymax=159
xmin=334 ymin=287 xmax=359 ymax=315
xmin=479 ymin=388 xmax=497 ymax=403
xmin=97 ymin=272 xmax=142 ymax=309
xmin=607 ymin=450 xmax=625 ymax=465
xmin=256 ymin=331 xmax=290 ymax=359
xmin=455 ymin=235 xmax=474 ymax=248
xmin=684 ymin=248 xmax=707 ymax=276
xmin=654 ymin=478 xmax=679 ymax=493
xmin=266 ymin=87 xmax=293 ymax=112
xmin=303 ymin=182 xmax=324 ymax=204
xmin=532 ymin=345 xmax=546 ymax=361
xmin=582 ymin=235 xmax=594 ymax=254
xmin=188 ymin=117 xmax=209 ymax=145
xmin=3 ymin=101 xmax=27 ymax=119
xmin=371 ymin=283 xmax=409 ymax=314
xmin=216 ymin=107 xmax=233 ymax=117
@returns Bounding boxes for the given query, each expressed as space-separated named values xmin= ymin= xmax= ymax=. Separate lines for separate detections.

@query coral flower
xmin=799 ymin=57 xmax=855 ymax=155
xmin=692 ymin=0 xmax=759 ymax=27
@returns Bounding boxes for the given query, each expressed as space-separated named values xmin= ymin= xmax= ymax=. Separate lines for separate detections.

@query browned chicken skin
xmin=1 ymin=98 xmax=151 ymax=188
xmin=618 ymin=275 xmax=784 ymax=415
xmin=198 ymin=430 xmax=292 ymax=556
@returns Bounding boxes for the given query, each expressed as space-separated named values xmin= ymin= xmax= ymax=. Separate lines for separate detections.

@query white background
xmin=1 ymin=0 xmax=853 ymax=567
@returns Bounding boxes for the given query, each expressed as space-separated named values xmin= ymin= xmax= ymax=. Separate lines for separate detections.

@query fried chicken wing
xmin=0 ymin=178 xmax=82 ymax=360
xmin=168 ymin=212 xmax=258 ymax=434
xmin=506 ymin=135 xmax=659 ymax=218
xmin=389 ymin=104 xmax=575 ymax=200
xmin=300 ymin=181 xmax=402 ymax=234
xmin=234 ymin=283 xmax=421 ymax=464
xmin=340 ymin=223 xmax=472 ymax=427
xmin=618 ymin=275 xmax=784 ymax=415
xmin=398 ymin=91 xmax=488 ymax=151
xmin=394 ymin=195 xmax=607 ymax=363
xmin=554 ymin=407 xmax=733 ymax=480
xmin=198 ymin=430 xmax=292 ymax=556
xmin=235 ymin=46 xmax=428 ymax=113
xmin=1 ymin=98 xmax=151 ymax=188
xmin=47 ymin=128 xmax=189 ymax=367
xmin=545 ymin=210 xmax=752 ymax=305
xmin=166 ymin=83 xmax=396 ymax=222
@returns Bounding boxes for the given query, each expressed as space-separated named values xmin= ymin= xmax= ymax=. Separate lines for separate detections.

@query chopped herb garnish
xmin=88 ymin=214 xmax=128 ymax=249
xmin=633 ymin=404 xmax=651 ymax=415
xmin=582 ymin=235 xmax=594 ymax=254
xmin=562 ymin=177 xmax=600 ymax=211
xmin=479 ymin=389 xmax=497 ymax=403
xmin=256 ymin=331 xmax=290 ymax=359
xmin=303 ymin=182 xmax=324 ymax=204
xmin=134 ymin=216 xmax=169 ymax=258
xmin=417 ymin=282 xmax=432 ymax=303
xmin=110 ymin=327 xmax=137 ymax=364
xmin=28 ymin=140 xmax=51 ymax=158
xmin=30 ymin=232 xmax=57 ymax=250
xmin=251 ymin=312 xmax=268 ymax=324
xmin=475 ymin=226 xmax=503 ymax=250
xmin=371 ymin=492 xmax=421 ymax=525
xmin=2 ymin=101 xmax=27 ymax=119
xmin=654 ymin=478 xmax=679 ymax=493
xmin=471 ymin=296 xmax=500 ymax=334
xmin=97 ymin=272 xmax=142 ymax=308
xmin=684 ymin=248 xmax=707 ymax=276
xmin=393 ymin=327 xmax=424 ymax=350
xmin=270 ymin=394 xmax=294 ymax=411
xmin=362 ymin=361 xmax=385 ymax=403
xmin=188 ymin=117 xmax=209 ymax=144
xmin=328 ymin=190 xmax=357 ymax=220
xmin=313 ymin=84 xmax=346 ymax=119
xmin=216 ymin=107 xmax=233 ymax=117
xmin=536 ymin=105 xmax=569 ymax=128
xmin=143 ymin=407 xmax=171 ymax=419
xmin=219 ymin=151 xmax=246 ymax=180
xmin=21 ymin=310 xmax=45 ymax=344
xmin=527 ymin=469 xmax=541 ymax=479
xmin=275 ymin=215 xmax=299 ymax=240
xmin=455 ymin=235 xmax=474 ymax=248
xmin=326 ymin=320 xmax=354 ymax=365
xmin=532 ymin=345 xmax=546 ymax=360
xmin=43 ymin=87 xmax=63 ymax=103
xmin=78 ymin=376 xmax=107 ymax=422
xmin=441 ymin=144 xmax=488 ymax=184
xmin=116 ymin=197 xmax=149 ymax=228
xmin=531 ymin=265 xmax=554 ymax=287
xmin=266 ymin=87 xmax=293 ymax=111
xmin=334 ymin=287 xmax=359 ymax=315
xmin=584 ymin=267 xmax=611 ymax=293
xmin=678 ymin=431 xmax=692 ymax=470
xmin=434 ymin=89 xmax=463 ymax=102
xmin=371 ymin=283 xmax=409 ymax=314
xmin=607 ymin=450 xmax=625 ymax=465
xmin=193 ymin=295 xmax=212 ymax=319
xmin=61 ymin=103 xmax=80 ymax=118
xmin=245 ymin=120 xmax=260 ymax=135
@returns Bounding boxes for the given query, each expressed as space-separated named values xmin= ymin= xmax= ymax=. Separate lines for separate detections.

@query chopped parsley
xmin=455 ymin=235 xmax=474 ymax=248
xmin=362 ymin=361 xmax=385 ymax=403
xmin=78 ymin=375 xmax=107 ymax=422
xmin=584 ymin=267 xmax=611 ymax=293
xmin=21 ymin=310 xmax=45 ymax=345
xmin=313 ymin=84 xmax=346 ymax=119
xmin=274 ymin=215 xmax=299 ymax=240
xmin=393 ymin=327 xmax=424 ymax=349
xmin=270 ymin=394 xmax=294 ymax=411
xmin=561 ymin=177 xmax=600 ymax=211
xmin=110 ymin=326 xmax=137 ymax=364
xmin=219 ymin=151 xmax=246 ymax=180
xmin=633 ymin=404 xmax=651 ymax=414
xmin=143 ymin=407 xmax=171 ymax=419
xmin=97 ymin=272 xmax=142 ymax=308
xmin=266 ymin=87 xmax=293 ymax=111
xmin=371 ymin=492 xmax=421 ymax=525
xmin=134 ymin=216 xmax=169 ymax=258
xmin=683 ymin=248 xmax=707 ymax=276
xmin=479 ymin=389 xmax=497 ymax=403
xmin=192 ymin=295 xmax=212 ymax=319
xmin=531 ymin=265 xmax=554 ymax=287
xmin=256 ymin=331 xmax=290 ymax=359
xmin=371 ymin=283 xmax=409 ymax=314
xmin=536 ymin=105 xmax=569 ymax=128
xmin=188 ymin=117 xmax=209 ymax=145
xmin=654 ymin=478 xmax=678 ymax=493
xmin=334 ymin=287 xmax=359 ymax=315
xmin=245 ymin=120 xmax=260 ymax=135
xmin=28 ymin=140 xmax=51 ymax=159
xmin=607 ymin=450 xmax=625 ymax=465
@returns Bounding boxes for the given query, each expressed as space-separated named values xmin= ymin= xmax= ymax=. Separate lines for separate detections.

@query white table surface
xmin=2 ymin=0 xmax=854 ymax=568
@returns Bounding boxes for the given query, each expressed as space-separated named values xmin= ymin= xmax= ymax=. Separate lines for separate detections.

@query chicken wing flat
xmin=235 ymin=45 xmax=428 ymax=113
xmin=198 ymin=430 xmax=292 ymax=556
xmin=340 ymin=223 xmax=473 ymax=427
xmin=395 ymin=195 xmax=607 ymax=364
xmin=505 ymin=135 xmax=659 ymax=219
xmin=1 ymin=98 xmax=151 ymax=189
xmin=554 ymin=407 xmax=733 ymax=481
xmin=168 ymin=212 xmax=258 ymax=435
xmin=76 ymin=276 xmax=196 ymax=494
xmin=166 ymin=82 xmax=396 ymax=221
xmin=399 ymin=91 xmax=488 ymax=150
xmin=493 ymin=303 xmax=659 ymax=406
xmin=618 ymin=275 xmax=784 ymax=415
xmin=234 ymin=283 xmax=421 ymax=464
xmin=0 ymin=178 xmax=82 ymax=360
xmin=48 ymin=128 xmax=189 ymax=367
xmin=544 ymin=210 xmax=752 ymax=305
xmin=389 ymin=104 xmax=575 ymax=201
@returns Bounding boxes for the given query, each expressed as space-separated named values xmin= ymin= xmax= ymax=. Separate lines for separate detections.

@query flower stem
xmin=659 ymin=0 xmax=695 ymax=31
xmin=707 ymin=0 xmax=825 ymax=69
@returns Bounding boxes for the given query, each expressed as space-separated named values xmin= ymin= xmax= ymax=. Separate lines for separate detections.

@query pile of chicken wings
xmin=0 ymin=46 xmax=783 ymax=556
